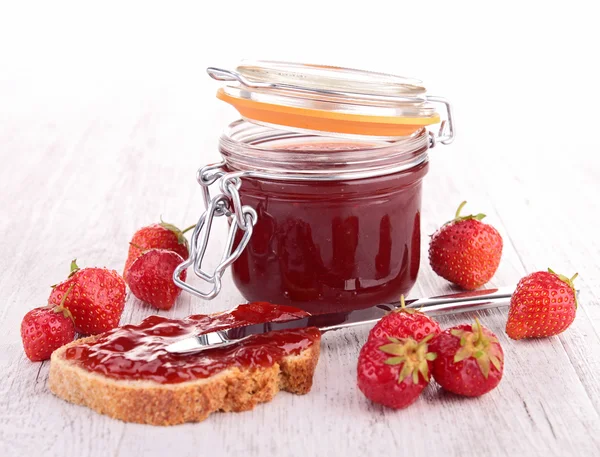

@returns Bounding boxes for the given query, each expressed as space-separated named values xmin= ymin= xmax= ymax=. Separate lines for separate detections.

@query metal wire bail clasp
xmin=173 ymin=162 xmax=257 ymax=300
xmin=426 ymin=96 xmax=455 ymax=148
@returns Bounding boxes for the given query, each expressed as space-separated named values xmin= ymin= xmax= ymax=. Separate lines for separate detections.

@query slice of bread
xmin=49 ymin=309 xmax=321 ymax=426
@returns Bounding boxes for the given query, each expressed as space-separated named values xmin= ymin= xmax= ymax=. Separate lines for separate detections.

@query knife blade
xmin=165 ymin=287 xmax=514 ymax=355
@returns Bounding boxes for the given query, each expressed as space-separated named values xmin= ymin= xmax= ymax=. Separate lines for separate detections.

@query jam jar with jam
xmin=174 ymin=61 xmax=455 ymax=314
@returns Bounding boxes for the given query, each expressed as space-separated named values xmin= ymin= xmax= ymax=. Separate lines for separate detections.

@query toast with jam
xmin=49 ymin=302 xmax=321 ymax=425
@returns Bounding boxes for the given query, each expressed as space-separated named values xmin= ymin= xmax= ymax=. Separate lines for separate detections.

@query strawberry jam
xmin=230 ymin=161 xmax=428 ymax=314
xmin=63 ymin=302 xmax=320 ymax=384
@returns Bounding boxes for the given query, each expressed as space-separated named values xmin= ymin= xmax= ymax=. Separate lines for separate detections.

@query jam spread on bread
xmin=64 ymin=302 xmax=320 ymax=384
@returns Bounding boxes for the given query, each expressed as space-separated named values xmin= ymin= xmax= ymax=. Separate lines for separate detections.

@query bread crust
xmin=49 ymin=334 xmax=320 ymax=426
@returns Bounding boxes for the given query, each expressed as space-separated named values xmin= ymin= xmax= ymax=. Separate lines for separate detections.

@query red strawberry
xmin=369 ymin=295 xmax=441 ymax=341
xmin=49 ymin=260 xmax=126 ymax=335
xmin=124 ymin=249 xmax=187 ymax=310
xmin=357 ymin=335 xmax=437 ymax=409
xmin=430 ymin=319 xmax=504 ymax=397
xmin=123 ymin=221 xmax=192 ymax=276
xmin=429 ymin=201 xmax=503 ymax=290
xmin=21 ymin=286 xmax=75 ymax=361
xmin=506 ymin=269 xmax=578 ymax=339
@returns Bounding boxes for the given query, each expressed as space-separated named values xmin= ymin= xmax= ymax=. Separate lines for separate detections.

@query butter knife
xmin=165 ymin=287 xmax=513 ymax=355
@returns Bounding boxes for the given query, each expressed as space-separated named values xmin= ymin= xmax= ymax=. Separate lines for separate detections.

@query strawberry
xmin=369 ymin=295 xmax=441 ymax=341
xmin=506 ymin=269 xmax=578 ymax=339
xmin=124 ymin=249 xmax=187 ymax=310
xmin=429 ymin=201 xmax=503 ymax=290
xmin=123 ymin=221 xmax=192 ymax=276
xmin=357 ymin=335 xmax=437 ymax=409
xmin=430 ymin=319 xmax=504 ymax=397
xmin=21 ymin=286 xmax=75 ymax=361
xmin=49 ymin=260 xmax=126 ymax=335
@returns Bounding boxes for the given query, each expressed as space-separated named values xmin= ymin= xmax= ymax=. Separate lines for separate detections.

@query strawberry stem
xmin=129 ymin=242 xmax=145 ymax=252
xmin=455 ymin=201 xmax=468 ymax=219
xmin=58 ymin=284 xmax=75 ymax=307
xmin=392 ymin=294 xmax=418 ymax=315
xmin=52 ymin=284 xmax=75 ymax=322
xmin=445 ymin=201 xmax=486 ymax=225
xmin=474 ymin=317 xmax=484 ymax=341
xmin=181 ymin=224 xmax=196 ymax=235
xmin=68 ymin=259 xmax=80 ymax=278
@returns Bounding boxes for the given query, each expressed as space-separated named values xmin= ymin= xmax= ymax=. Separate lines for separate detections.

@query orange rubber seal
xmin=217 ymin=89 xmax=440 ymax=137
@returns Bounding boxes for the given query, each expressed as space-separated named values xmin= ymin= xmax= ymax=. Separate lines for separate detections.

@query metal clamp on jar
xmin=174 ymin=61 xmax=455 ymax=314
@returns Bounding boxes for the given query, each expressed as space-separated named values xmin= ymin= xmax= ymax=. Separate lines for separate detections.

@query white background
xmin=1 ymin=1 xmax=600 ymax=457
xmin=2 ymin=0 xmax=599 ymax=163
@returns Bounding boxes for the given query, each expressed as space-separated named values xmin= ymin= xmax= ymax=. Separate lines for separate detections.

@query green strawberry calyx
xmin=51 ymin=259 xmax=80 ymax=288
xmin=391 ymin=295 xmax=420 ymax=315
xmin=548 ymin=268 xmax=579 ymax=309
xmin=68 ymin=259 xmax=80 ymax=278
xmin=159 ymin=218 xmax=194 ymax=247
xmin=379 ymin=334 xmax=437 ymax=384
xmin=444 ymin=201 xmax=486 ymax=226
xmin=450 ymin=318 xmax=503 ymax=379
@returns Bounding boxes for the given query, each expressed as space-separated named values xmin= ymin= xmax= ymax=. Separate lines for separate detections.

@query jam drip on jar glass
xmin=63 ymin=302 xmax=320 ymax=384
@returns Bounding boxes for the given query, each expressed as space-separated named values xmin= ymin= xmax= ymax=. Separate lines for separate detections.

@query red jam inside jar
xmin=221 ymin=121 xmax=430 ymax=314
xmin=63 ymin=302 xmax=320 ymax=384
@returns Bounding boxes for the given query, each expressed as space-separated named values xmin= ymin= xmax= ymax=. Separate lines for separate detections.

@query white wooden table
xmin=1 ymin=91 xmax=599 ymax=457
xmin=1 ymin=3 xmax=600 ymax=454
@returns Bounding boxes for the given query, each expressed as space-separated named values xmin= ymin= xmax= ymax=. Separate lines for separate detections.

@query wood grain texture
xmin=1 ymin=93 xmax=599 ymax=457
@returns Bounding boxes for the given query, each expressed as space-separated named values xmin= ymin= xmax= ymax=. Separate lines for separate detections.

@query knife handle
xmin=319 ymin=287 xmax=514 ymax=333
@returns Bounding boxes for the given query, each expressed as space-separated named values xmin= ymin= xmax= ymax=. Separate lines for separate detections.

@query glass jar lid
xmin=207 ymin=61 xmax=448 ymax=139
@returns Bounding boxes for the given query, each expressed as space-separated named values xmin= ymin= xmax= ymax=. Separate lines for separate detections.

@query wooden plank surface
xmin=1 ymin=93 xmax=599 ymax=457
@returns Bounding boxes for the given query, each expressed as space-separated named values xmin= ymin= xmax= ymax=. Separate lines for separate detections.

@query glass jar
xmin=174 ymin=61 xmax=454 ymax=313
